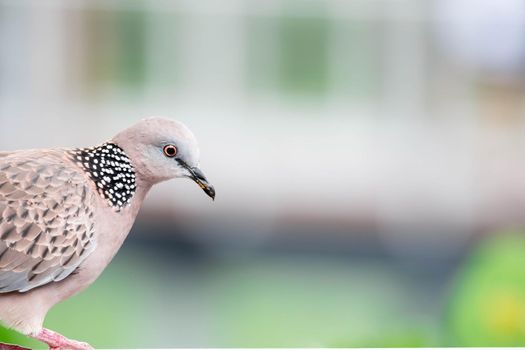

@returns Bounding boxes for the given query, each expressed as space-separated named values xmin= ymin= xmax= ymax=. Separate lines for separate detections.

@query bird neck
xmin=125 ymin=176 xmax=153 ymax=216
xmin=69 ymin=143 xmax=138 ymax=212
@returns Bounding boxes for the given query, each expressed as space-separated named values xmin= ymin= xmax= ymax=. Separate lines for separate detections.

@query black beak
xmin=189 ymin=166 xmax=215 ymax=200
xmin=177 ymin=159 xmax=215 ymax=200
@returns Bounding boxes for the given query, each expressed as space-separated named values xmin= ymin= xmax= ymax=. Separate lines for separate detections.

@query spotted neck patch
xmin=70 ymin=143 xmax=136 ymax=210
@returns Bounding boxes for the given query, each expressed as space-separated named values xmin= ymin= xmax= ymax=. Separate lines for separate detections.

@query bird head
xmin=111 ymin=117 xmax=215 ymax=200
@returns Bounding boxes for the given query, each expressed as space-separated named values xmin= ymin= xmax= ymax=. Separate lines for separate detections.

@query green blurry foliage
xmin=5 ymin=233 xmax=525 ymax=348
xmin=0 ymin=257 xmax=150 ymax=349
xmin=447 ymin=231 xmax=525 ymax=346
xmin=333 ymin=327 xmax=435 ymax=348
xmin=211 ymin=257 xmax=421 ymax=347
xmin=0 ymin=326 xmax=40 ymax=349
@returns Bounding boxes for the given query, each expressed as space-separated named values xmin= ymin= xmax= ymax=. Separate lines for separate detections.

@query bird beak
xmin=188 ymin=166 xmax=215 ymax=200
xmin=176 ymin=159 xmax=215 ymax=200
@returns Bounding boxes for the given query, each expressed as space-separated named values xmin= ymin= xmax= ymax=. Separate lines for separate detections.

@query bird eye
xmin=163 ymin=145 xmax=178 ymax=157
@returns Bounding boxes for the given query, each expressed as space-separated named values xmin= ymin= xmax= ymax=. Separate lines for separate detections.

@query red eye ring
xmin=163 ymin=145 xmax=178 ymax=157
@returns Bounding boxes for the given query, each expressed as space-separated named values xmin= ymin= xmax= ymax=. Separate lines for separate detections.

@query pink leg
xmin=32 ymin=328 xmax=93 ymax=350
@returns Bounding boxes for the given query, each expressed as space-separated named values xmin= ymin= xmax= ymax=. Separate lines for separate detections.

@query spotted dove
xmin=0 ymin=117 xmax=215 ymax=349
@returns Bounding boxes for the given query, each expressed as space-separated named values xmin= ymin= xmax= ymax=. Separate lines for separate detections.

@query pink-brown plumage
xmin=0 ymin=150 xmax=96 ymax=293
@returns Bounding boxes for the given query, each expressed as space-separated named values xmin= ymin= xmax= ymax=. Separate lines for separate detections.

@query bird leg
xmin=32 ymin=328 xmax=93 ymax=350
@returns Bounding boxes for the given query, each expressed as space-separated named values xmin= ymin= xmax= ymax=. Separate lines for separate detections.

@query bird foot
xmin=32 ymin=328 xmax=93 ymax=350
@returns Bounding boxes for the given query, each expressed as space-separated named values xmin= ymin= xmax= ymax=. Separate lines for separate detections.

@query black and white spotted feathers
xmin=70 ymin=143 xmax=136 ymax=210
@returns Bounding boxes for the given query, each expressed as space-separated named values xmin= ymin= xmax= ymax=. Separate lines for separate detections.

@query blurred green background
xmin=2 ymin=0 xmax=525 ymax=347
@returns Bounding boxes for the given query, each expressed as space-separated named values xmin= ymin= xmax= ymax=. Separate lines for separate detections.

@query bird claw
xmin=64 ymin=340 xmax=93 ymax=350
xmin=33 ymin=328 xmax=94 ymax=350
xmin=48 ymin=340 xmax=93 ymax=350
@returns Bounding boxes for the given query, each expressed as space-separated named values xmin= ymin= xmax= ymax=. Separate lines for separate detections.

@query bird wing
xmin=0 ymin=150 xmax=96 ymax=292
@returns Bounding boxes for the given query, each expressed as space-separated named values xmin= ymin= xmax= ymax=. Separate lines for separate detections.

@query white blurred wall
xmin=1 ymin=0 xmax=525 ymax=246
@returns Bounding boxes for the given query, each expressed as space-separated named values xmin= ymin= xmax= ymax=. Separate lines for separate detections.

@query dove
xmin=0 ymin=117 xmax=215 ymax=349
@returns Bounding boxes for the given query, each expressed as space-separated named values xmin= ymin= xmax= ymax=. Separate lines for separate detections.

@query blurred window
xmin=246 ymin=14 xmax=330 ymax=97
